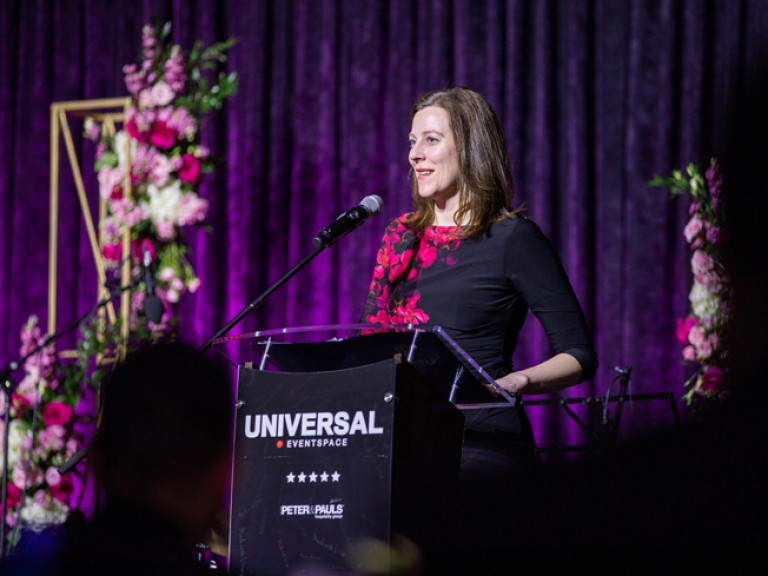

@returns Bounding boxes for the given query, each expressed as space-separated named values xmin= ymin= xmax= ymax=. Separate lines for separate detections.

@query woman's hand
xmin=495 ymin=353 xmax=583 ymax=395
xmin=495 ymin=371 xmax=531 ymax=395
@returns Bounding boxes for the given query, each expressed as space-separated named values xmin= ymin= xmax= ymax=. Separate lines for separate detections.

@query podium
xmin=214 ymin=324 xmax=513 ymax=575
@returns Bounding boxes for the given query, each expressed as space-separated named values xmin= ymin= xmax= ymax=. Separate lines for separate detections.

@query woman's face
xmin=409 ymin=106 xmax=460 ymax=208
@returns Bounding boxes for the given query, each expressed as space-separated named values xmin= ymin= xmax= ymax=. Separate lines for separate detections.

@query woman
xmin=362 ymin=87 xmax=597 ymax=569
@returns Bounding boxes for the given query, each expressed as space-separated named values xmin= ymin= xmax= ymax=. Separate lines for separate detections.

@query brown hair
xmin=406 ymin=87 xmax=519 ymax=238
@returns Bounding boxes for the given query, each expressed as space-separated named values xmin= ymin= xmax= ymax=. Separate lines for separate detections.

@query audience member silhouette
xmin=4 ymin=342 xmax=233 ymax=575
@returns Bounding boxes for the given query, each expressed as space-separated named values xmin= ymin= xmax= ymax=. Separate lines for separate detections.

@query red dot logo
xmin=276 ymin=440 xmax=284 ymax=449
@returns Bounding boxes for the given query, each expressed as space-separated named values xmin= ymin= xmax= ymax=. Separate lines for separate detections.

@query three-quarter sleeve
xmin=504 ymin=218 xmax=598 ymax=381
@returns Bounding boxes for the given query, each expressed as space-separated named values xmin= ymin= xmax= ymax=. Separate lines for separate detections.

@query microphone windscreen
xmin=360 ymin=195 xmax=383 ymax=215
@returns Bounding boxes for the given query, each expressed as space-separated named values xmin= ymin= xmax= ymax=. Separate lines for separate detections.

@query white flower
xmin=113 ymin=130 xmax=136 ymax=174
xmin=141 ymin=180 xmax=183 ymax=226
xmin=19 ymin=496 xmax=69 ymax=529
xmin=7 ymin=420 xmax=27 ymax=468
xmin=689 ymin=281 xmax=721 ymax=319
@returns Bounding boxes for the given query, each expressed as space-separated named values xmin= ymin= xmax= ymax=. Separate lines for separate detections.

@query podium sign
xmin=229 ymin=357 xmax=461 ymax=575
xmin=219 ymin=325 xmax=498 ymax=575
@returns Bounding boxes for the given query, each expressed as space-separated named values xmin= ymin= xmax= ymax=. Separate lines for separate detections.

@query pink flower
xmin=111 ymin=198 xmax=146 ymax=227
xmin=65 ymin=438 xmax=80 ymax=458
xmin=132 ymin=141 xmax=158 ymax=180
xmin=689 ymin=325 xmax=714 ymax=358
xmin=676 ymin=316 xmax=698 ymax=344
xmin=103 ymin=218 xmax=121 ymax=243
xmin=706 ymin=226 xmax=722 ymax=244
xmin=178 ymin=153 xmax=201 ymax=184
xmin=138 ymin=88 xmax=155 ymax=108
xmin=149 ymin=121 xmax=177 ymax=149
xmin=156 ymin=221 xmax=176 ymax=241
xmin=164 ymin=46 xmax=186 ymax=93
xmin=123 ymin=63 xmax=144 ymax=97
xmin=691 ymin=250 xmax=714 ymax=276
xmin=168 ymin=108 xmax=197 ymax=139
xmin=38 ymin=425 xmax=66 ymax=453
xmin=13 ymin=461 xmax=43 ymax=489
xmin=98 ymin=167 xmax=124 ymax=200
xmin=178 ymin=193 xmax=208 ymax=225
xmin=697 ymin=270 xmax=723 ymax=292
xmin=683 ymin=214 xmax=703 ymax=244
xmin=164 ymin=287 xmax=180 ymax=304
xmin=150 ymin=80 xmax=175 ymax=106
xmin=682 ymin=345 xmax=696 ymax=361
xmin=43 ymin=401 xmax=73 ymax=427
xmin=16 ymin=375 xmax=42 ymax=407
xmin=45 ymin=467 xmax=62 ymax=487
xmin=159 ymin=267 xmax=177 ymax=282
xmin=150 ymin=153 xmax=173 ymax=186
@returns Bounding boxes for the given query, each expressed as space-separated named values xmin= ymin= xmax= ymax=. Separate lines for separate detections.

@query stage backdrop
xmin=1 ymin=0 xmax=766 ymax=448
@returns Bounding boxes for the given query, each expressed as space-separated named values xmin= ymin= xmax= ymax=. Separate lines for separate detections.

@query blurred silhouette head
xmin=92 ymin=342 xmax=233 ymax=537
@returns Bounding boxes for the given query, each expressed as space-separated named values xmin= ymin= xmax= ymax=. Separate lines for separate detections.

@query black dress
xmin=362 ymin=213 xmax=597 ymax=572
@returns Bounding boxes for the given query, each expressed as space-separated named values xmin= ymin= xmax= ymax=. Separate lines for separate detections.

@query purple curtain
xmin=1 ymin=0 xmax=766 ymax=448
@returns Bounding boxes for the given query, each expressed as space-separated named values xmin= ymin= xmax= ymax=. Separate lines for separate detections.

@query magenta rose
xmin=102 ymin=242 xmax=122 ymax=263
xmin=675 ymin=316 xmax=698 ymax=344
xmin=131 ymin=238 xmax=156 ymax=263
xmin=42 ymin=401 xmax=73 ymax=427
xmin=11 ymin=392 xmax=31 ymax=415
xmin=125 ymin=118 xmax=149 ymax=143
xmin=700 ymin=365 xmax=725 ymax=393
xmin=178 ymin=153 xmax=201 ymax=185
xmin=7 ymin=482 xmax=22 ymax=508
xmin=149 ymin=120 xmax=177 ymax=149
xmin=49 ymin=473 xmax=74 ymax=504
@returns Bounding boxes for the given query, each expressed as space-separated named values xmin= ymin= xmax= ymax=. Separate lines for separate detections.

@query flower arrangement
xmin=651 ymin=160 xmax=730 ymax=403
xmin=85 ymin=22 xmax=236 ymax=334
xmin=1 ymin=22 xmax=236 ymax=542
xmin=0 ymin=317 xmax=88 ymax=535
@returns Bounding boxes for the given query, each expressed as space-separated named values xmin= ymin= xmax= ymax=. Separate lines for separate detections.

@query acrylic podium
xmin=213 ymin=324 xmax=514 ymax=576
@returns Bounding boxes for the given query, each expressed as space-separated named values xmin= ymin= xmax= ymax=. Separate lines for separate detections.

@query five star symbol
xmin=285 ymin=470 xmax=342 ymax=483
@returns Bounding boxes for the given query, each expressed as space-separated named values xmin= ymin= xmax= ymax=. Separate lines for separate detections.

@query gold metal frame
xmin=49 ymin=97 xmax=133 ymax=359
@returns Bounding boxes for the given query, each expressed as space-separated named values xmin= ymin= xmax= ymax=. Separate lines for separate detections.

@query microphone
xmin=312 ymin=195 xmax=383 ymax=247
xmin=142 ymin=248 xmax=164 ymax=324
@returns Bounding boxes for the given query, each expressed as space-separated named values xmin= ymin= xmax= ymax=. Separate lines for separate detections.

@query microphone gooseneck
xmin=312 ymin=195 xmax=383 ymax=247
xmin=142 ymin=248 xmax=164 ymax=324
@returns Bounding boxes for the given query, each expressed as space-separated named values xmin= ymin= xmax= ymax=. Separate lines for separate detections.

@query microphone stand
xmin=0 ymin=279 xmax=138 ymax=560
xmin=199 ymin=197 xmax=382 ymax=353
xmin=199 ymin=243 xmax=327 ymax=353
